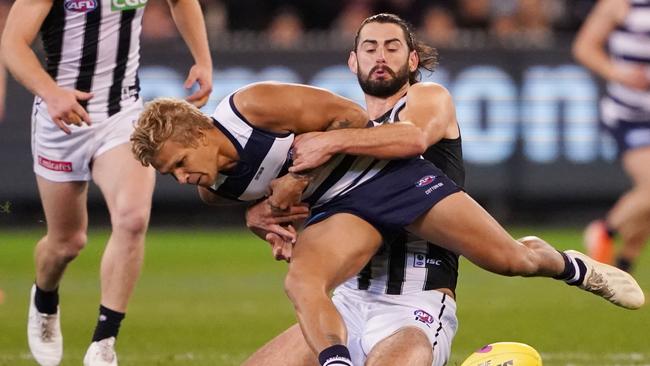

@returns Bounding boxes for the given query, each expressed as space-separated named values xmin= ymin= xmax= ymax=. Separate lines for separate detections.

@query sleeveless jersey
xmin=39 ymin=0 xmax=146 ymax=119
xmin=602 ymin=0 xmax=650 ymax=125
xmin=209 ymin=91 xmax=397 ymax=206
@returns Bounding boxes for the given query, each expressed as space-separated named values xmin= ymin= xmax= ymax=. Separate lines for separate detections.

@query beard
xmin=357 ymin=63 xmax=410 ymax=98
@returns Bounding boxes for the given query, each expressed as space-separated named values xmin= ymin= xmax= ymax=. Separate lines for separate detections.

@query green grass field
xmin=1 ymin=227 xmax=648 ymax=366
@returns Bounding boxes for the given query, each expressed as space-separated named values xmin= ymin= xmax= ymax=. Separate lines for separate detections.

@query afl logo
xmin=64 ymin=0 xmax=98 ymax=12
xmin=414 ymin=310 xmax=434 ymax=325
xmin=415 ymin=175 xmax=436 ymax=187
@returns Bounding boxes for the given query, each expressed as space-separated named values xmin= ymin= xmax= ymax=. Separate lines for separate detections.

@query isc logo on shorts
xmin=64 ymin=0 xmax=98 ymax=13
xmin=111 ymin=0 xmax=147 ymax=11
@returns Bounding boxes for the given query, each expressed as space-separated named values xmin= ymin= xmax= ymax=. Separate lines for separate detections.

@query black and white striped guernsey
xmin=341 ymin=95 xmax=465 ymax=295
xmin=39 ymin=0 xmax=145 ymax=119
xmin=602 ymin=0 xmax=650 ymax=125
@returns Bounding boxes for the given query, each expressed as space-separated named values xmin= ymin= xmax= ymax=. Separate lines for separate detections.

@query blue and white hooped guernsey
xmin=602 ymin=0 xmax=650 ymax=124
xmin=208 ymin=90 xmax=399 ymax=206
xmin=209 ymin=92 xmax=295 ymax=201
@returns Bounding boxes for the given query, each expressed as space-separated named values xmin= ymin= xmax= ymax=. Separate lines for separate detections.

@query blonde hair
xmin=131 ymin=98 xmax=214 ymax=166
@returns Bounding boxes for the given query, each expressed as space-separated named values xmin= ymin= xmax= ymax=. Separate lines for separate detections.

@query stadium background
xmin=0 ymin=1 xmax=649 ymax=365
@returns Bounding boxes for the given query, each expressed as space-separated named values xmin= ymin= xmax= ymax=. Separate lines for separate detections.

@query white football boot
xmin=27 ymin=285 xmax=63 ymax=366
xmin=565 ymin=250 xmax=645 ymax=309
xmin=83 ymin=337 xmax=118 ymax=366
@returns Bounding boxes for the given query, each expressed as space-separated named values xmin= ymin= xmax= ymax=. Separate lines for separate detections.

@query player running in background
xmin=573 ymin=0 xmax=650 ymax=272
xmin=0 ymin=0 xmax=212 ymax=364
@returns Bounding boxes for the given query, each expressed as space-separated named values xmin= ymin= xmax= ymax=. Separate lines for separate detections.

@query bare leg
xmin=285 ymin=213 xmax=383 ymax=355
xmin=407 ymin=192 xmax=565 ymax=278
xmin=29 ymin=176 xmax=88 ymax=365
xmin=92 ymin=144 xmax=154 ymax=312
xmin=365 ymin=327 xmax=432 ymax=366
xmin=242 ymin=324 xmax=318 ymax=366
xmin=408 ymin=192 xmax=644 ymax=309
xmin=35 ymin=177 xmax=89 ymax=290
xmin=607 ymin=147 xmax=650 ymax=266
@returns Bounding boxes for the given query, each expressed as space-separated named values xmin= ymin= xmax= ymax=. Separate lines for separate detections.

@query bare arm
xmin=1 ymin=0 xmax=92 ymax=132
xmin=234 ymin=82 xmax=369 ymax=134
xmin=572 ymin=0 xmax=625 ymax=81
xmin=572 ymin=0 xmax=648 ymax=90
xmin=290 ymin=83 xmax=458 ymax=173
xmin=167 ymin=0 xmax=213 ymax=106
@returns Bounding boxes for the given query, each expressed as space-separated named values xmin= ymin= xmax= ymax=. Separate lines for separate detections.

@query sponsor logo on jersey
xmin=111 ymin=0 xmax=147 ymax=11
xmin=38 ymin=156 xmax=73 ymax=172
xmin=64 ymin=0 xmax=98 ymax=13
xmin=413 ymin=309 xmax=434 ymax=326
xmin=413 ymin=253 xmax=443 ymax=268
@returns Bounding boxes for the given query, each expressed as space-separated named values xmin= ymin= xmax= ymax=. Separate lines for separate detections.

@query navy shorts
xmin=304 ymin=158 xmax=462 ymax=238
xmin=604 ymin=119 xmax=650 ymax=156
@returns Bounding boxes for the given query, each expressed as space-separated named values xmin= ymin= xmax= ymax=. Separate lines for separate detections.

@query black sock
xmin=34 ymin=284 xmax=59 ymax=315
xmin=616 ymin=256 xmax=633 ymax=273
xmin=318 ymin=345 xmax=353 ymax=366
xmin=92 ymin=305 xmax=125 ymax=342
xmin=553 ymin=251 xmax=587 ymax=286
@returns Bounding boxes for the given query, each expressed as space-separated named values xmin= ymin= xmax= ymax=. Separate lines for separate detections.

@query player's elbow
xmin=571 ymin=40 xmax=588 ymax=64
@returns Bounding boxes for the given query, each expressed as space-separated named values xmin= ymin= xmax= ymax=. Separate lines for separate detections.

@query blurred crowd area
xmin=0 ymin=0 xmax=596 ymax=50
xmin=145 ymin=0 xmax=596 ymax=48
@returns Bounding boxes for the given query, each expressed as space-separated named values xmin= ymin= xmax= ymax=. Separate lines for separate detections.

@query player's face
xmin=151 ymin=138 xmax=218 ymax=188
xmin=350 ymin=22 xmax=417 ymax=97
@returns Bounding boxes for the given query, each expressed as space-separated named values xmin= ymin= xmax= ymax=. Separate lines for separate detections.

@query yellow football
xmin=460 ymin=342 xmax=542 ymax=366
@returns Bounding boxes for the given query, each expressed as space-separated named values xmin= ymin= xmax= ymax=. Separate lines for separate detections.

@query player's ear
xmin=408 ymin=50 xmax=418 ymax=73
xmin=195 ymin=127 xmax=208 ymax=146
xmin=348 ymin=51 xmax=358 ymax=74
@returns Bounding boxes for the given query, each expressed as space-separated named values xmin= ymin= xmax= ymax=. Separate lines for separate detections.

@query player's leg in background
xmin=34 ymin=178 xmax=89 ymax=293
xmin=87 ymin=143 xmax=154 ymax=350
xmin=365 ymin=327 xmax=432 ymax=366
xmin=285 ymin=213 xmax=383 ymax=365
xmin=606 ymin=146 xmax=650 ymax=272
xmin=406 ymin=191 xmax=644 ymax=309
xmin=30 ymin=177 xmax=89 ymax=365
xmin=242 ymin=324 xmax=319 ymax=366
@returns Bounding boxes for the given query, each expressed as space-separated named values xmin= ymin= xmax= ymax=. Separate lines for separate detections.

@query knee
xmin=111 ymin=206 xmax=150 ymax=238
xmin=47 ymin=231 xmax=88 ymax=263
xmin=284 ymin=269 xmax=325 ymax=308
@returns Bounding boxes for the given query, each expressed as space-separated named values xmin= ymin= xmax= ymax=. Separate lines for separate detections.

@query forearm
xmin=168 ymin=0 xmax=212 ymax=67
xmin=328 ymin=123 xmax=427 ymax=159
xmin=1 ymin=40 xmax=57 ymax=98
xmin=573 ymin=41 xmax=617 ymax=82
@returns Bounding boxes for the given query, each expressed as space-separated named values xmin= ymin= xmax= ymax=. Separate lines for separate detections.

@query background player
xmin=1 ymin=0 xmax=212 ymax=364
xmin=573 ymin=0 xmax=650 ymax=272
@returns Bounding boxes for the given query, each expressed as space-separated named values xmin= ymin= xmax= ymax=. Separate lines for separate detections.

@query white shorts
xmin=31 ymin=99 xmax=143 ymax=182
xmin=332 ymin=286 xmax=458 ymax=366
